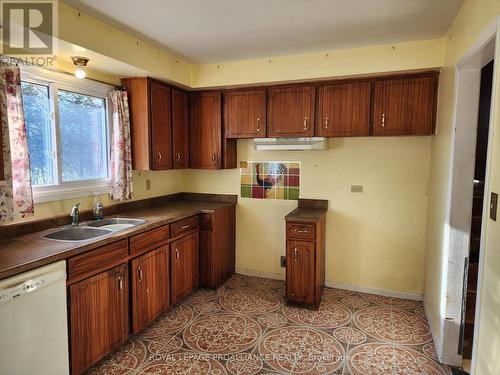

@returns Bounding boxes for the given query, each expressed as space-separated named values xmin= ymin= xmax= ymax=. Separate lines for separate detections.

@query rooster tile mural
xmin=240 ymin=161 xmax=300 ymax=200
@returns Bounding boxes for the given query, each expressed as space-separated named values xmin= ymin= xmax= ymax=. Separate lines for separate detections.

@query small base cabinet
xmin=199 ymin=205 xmax=236 ymax=289
xmin=285 ymin=199 xmax=327 ymax=308
xmin=131 ymin=245 xmax=170 ymax=334
xmin=69 ymin=263 xmax=129 ymax=375
xmin=171 ymin=231 xmax=199 ymax=304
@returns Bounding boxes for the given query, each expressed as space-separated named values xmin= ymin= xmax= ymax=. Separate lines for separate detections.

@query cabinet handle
xmin=212 ymin=153 xmax=216 ymax=162
xmin=256 ymin=117 xmax=261 ymax=132
xmin=118 ymin=276 xmax=123 ymax=293
xmin=158 ymin=152 xmax=162 ymax=162
xmin=294 ymin=228 xmax=309 ymax=234
xmin=181 ymin=224 xmax=190 ymax=229
xmin=176 ymin=153 xmax=181 ymax=161
xmin=175 ymin=248 xmax=179 ymax=261
xmin=293 ymin=247 xmax=298 ymax=261
xmin=138 ymin=266 xmax=143 ymax=283
xmin=304 ymin=117 xmax=308 ymax=130
xmin=324 ymin=116 xmax=329 ymax=129
xmin=381 ymin=113 xmax=385 ymax=127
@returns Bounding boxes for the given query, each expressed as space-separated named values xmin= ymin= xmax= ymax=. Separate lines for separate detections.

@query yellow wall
xmin=423 ymin=1 xmax=500 ymax=371
xmin=191 ymin=38 xmax=444 ymax=88
xmin=184 ymin=138 xmax=431 ymax=294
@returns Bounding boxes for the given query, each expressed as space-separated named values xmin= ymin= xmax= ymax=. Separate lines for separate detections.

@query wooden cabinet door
xmin=131 ymin=245 xmax=169 ymax=333
xmin=171 ymin=232 xmax=198 ymax=304
xmin=317 ymin=81 xmax=371 ymax=137
xmin=172 ymin=88 xmax=189 ymax=169
xmin=189 ymin=91 xmax=222 ymax=169
xmin=69 ymin=264 xmax=128 ymax=375
xmin=224 ymin=89 xmax=266 ymax=138
xmin=150 ymin=81 xmax=172 ymax=170
xmin=199 ymin=226 xmax=214 ymax=288
xmin=286 ymin=240 xmax=315 ymax=305
xmin=268 ymin=85 xmax=315 ymax=137
xmin=373 ymin=75 xmax=437 ymax=136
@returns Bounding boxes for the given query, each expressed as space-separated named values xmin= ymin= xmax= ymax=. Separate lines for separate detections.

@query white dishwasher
xmin=0 ymin=260 xmax=69 ymax=375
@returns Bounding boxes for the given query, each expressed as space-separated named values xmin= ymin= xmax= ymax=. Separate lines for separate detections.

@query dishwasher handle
xmin=0 ymin=271 xmax=63 ymax=304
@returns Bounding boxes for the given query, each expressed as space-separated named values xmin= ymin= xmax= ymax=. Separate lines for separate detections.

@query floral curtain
xmin=0 ymin=67 xmax=34 ymax=223
xmin=109 ymin=89 xmax=133 ymax=201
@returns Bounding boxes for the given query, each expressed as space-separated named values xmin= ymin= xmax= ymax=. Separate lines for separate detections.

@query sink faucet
xmin=70 ymin=203 xmax=82 ymax=226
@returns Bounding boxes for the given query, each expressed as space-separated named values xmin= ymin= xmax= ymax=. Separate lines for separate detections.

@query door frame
xmin=438 ymin=17 xmax=499 ymax=370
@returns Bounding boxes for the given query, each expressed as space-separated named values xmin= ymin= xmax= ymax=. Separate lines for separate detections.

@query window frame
xmin=20 ymin=68 xmax=114 ymax=203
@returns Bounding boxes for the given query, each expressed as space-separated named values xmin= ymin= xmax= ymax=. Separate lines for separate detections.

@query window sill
xmin=33 ymin=181 xmax=109 ymax=204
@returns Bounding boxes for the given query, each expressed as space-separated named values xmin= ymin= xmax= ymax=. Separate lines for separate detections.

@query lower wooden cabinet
xmin=199 ymin=205 xmax=236 ymax=289
xmin=171 ymin=231 xmax=198 ymax=304
xmin=285 ymin=201 xmax=327 ymax=308
xmin=131 ymin=245 xmax=170 ymax=334
xmin=286 ymin=240 xmax=316 ymax=305
xmin=69 ymin=264 xmax=129 ymax=375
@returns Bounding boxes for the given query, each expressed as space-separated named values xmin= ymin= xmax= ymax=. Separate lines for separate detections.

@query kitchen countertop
xmin=285 ymin=198 xmax=328 ymax=223
xmin=285 ymin=207 xmax=327 ymax=223
xmin=0 ymin=199 xmax=235 ymax=280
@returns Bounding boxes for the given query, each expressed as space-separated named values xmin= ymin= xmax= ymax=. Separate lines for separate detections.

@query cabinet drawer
xmin=200 ymin=213 xmax=213 ymax=230
xmin=171 ymin=216 xmax=199 ymax=238
xmin=130 ymin=225 xmax=170 ymax=256
xmin=286 ymin=222 xmax=316 ymax=241
xmin=68 ymin=239 xmax=128 ymax=282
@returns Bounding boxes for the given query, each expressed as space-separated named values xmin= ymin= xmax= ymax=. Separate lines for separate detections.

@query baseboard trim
xmin=423 ymin=298 xmax=444 ymax=362
xmin=234 ymin=268 xmax=423 ymax=301
xmin=325 ymin=281 xmax=424 ymax=301
xmin=235 ymin=268 xmax=284 ymax=281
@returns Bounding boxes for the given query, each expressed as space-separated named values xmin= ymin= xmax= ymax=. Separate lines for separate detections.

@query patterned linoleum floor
xmin=86 ymin=274 xmax=450 ymax=375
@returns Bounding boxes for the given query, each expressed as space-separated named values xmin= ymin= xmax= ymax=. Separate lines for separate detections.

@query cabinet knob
xmin=304 ymin=117 xmax=308 ymax=131
xmin=257 ymin=118 xmax=261 ymax=132
xmin=138 ymin=266 xmax=143 ymax=283
xmin=158 ymin=152 xmax=162 ymax=162
xmin=324 ymin=116 xmax=329 ymax=129
xmin=175 ymin=248 xmax=179 ymax=261
xmin=381 ymin=113 xmax=386 ymax=127
xmin=212 ymin=153 xmax=216 ymax=162
xmin=176 ymin=153 xmax=181 ymax=161
xmin=293 ymin=247 xmax=298 ymax=261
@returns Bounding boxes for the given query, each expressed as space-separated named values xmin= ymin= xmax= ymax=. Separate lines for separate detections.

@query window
xmin=21 ymin=69 xmax=113 ymax=203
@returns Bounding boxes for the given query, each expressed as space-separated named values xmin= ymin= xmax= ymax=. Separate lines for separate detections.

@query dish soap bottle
xmin=92 ymin=195 xmax=104 ymax=220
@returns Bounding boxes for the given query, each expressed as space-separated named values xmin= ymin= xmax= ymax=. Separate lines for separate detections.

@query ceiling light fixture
xmin=71 ymin=56 xmax=89 ymax=79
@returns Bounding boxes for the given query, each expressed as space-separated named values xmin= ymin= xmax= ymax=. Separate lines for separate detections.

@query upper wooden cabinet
xmin=189 ymin=91 xmax=236 ymax=169
xmin=122 ymin=77 xmax=188 ymax=170
xmin=372 ymin=73 xmax=438 ymax=136
xmin=316 ymin=81 xmax=371 ymax=137
xmin=172 ymin=89 xmax=189 ymax=169
xmin=224 ymin=89 xmax=266 ymax=138
xmin=267 ymin=85 xmax=315 ymax=137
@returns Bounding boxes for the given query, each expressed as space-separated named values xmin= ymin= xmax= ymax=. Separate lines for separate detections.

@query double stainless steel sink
xmin=43 ymin=218 xmax=146 ymax=242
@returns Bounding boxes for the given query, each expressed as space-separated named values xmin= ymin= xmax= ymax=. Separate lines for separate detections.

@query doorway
xmin=437 ymin=19 xmax=498 ymax=372
xmin=460 ymin=59 xmax=494 ymax=372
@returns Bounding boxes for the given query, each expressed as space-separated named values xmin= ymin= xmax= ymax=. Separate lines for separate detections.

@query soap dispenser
xmin=92 ymin=195 xmax=104 ymax=220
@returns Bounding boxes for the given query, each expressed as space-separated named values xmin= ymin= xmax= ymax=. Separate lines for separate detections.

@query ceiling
xmin=63 ymin=0 xmax=464 ymax=64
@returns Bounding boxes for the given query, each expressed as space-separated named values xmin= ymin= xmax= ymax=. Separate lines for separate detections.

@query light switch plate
xmin=490 ymin=192 xmax=498 ymax=221
xmin=351 ymin=185 xmax=364 ymax=193
xmin=145 ymin=179 xmax=151 ymax=191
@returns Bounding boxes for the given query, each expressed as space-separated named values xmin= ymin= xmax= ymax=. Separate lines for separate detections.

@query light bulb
xmin=75 ymin=68 xmax=86 ymax=79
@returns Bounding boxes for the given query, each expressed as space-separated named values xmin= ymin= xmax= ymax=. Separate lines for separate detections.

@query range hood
xmin=254 ymin=137 xmax=328 ymax=151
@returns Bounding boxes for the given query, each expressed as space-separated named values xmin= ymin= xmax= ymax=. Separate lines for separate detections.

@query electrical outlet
xmin=145 ymin=179 xmax=151 ymax=191
xmin=280 ymin=256 xmax=286 ymax=267
xmin=351 ymin=185 xmax=364 ymax=193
